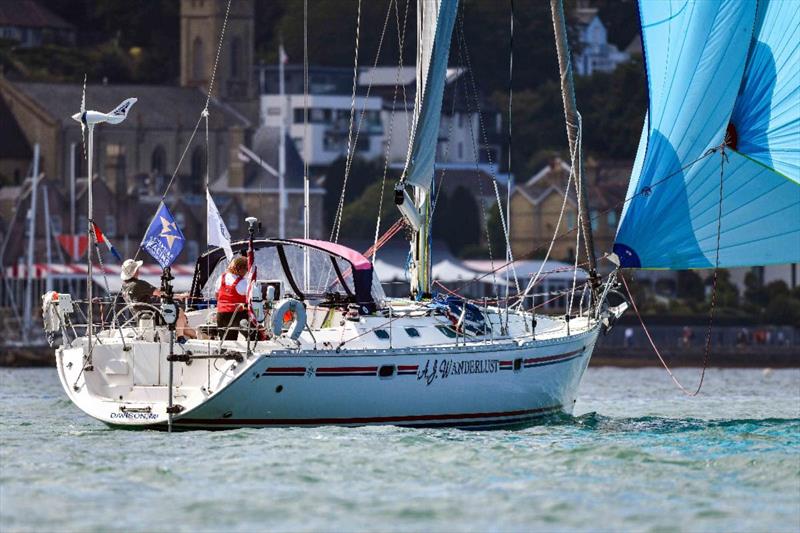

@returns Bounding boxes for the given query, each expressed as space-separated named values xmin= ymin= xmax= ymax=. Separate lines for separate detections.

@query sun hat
xmin=120 ymin=259 xmax=143 ymax=281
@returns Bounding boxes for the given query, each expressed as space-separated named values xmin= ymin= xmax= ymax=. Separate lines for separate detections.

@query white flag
xmin=206 ymin=189 xmax=233 ymax=261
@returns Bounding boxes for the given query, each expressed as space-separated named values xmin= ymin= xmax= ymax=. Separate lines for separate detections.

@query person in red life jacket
xmin=215 ymin=256 xmax=249 ymax=340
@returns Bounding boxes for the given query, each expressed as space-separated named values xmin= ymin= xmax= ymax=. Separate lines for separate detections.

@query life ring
xmin=271 ymin=298 xmax=307 ymax=340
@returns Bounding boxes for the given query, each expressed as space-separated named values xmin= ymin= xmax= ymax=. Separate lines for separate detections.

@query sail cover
xmin=613 ymin=0 xmax=799 ymax=269
xmin=402 ymin=0 xmax=459 ymax=191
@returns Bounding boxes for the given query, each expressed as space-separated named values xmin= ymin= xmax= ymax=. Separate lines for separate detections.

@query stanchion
xmin=160 ymin=267 xmax=179 ymax=432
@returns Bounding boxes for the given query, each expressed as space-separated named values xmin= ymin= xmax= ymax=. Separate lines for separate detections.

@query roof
xmin=291 ymin=238 xmax=372 ymax=270
xmin=0 ymin=94 xmax=32 ymax=159
xmin=7 ymin=81 xmax=248 ymax=129
xmin=0 ymin=0 xmax=74 ymax=30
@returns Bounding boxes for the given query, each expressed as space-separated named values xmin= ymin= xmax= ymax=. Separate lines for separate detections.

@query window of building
xmin=51 ymin=214 xmax=62 ymax=234
xmin=192 ymin=37 xmax=204 ymax=81
xmin=590 ymin=210 xmax=599 ymax=231
xmin=607 ymin=211 xmax=617 ymax=228
xmin=227 ymin=213 xmax=239 ymax=231
xmin=567 ymin=212 xmax=576 ymax=230
xmin=151 ymin=145 xmax=166 ymax=175
xmin=188 ymin=147 xmax=205 ymax=193
xmin=230 ymin=37 xmax=242 ymax=79
xmin=104 ymin=215 xmax=116 ymax=237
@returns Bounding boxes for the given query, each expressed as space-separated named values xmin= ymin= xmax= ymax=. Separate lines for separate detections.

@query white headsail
xmin=401 ymin=0 xmax=459 ymax=191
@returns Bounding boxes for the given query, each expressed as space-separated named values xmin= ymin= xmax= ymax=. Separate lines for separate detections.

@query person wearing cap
xmin=120 ymin=258 xmax=196 ymax=339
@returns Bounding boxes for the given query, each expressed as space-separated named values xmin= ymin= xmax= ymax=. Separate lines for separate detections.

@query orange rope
xmin=620 ymin=274 xmax=708 ymax=397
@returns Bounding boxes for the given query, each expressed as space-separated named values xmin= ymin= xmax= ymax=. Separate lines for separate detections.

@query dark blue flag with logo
xmin=141 ymin=202 xmax=185 ymax=269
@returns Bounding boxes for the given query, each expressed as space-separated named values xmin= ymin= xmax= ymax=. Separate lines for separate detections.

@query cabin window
xmin=405 ymin=327 xmax=420 ymax=338
xmin=436 ymin=325 xmax=457 ymax=338
xmin=374 ymin=329 xmax=390 ymax=340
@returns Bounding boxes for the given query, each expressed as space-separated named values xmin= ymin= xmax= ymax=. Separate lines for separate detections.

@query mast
xmin=278 ymin=42 xmax=287 ymax=239
xmin=23 ymin=143 xmax=40 ymax=343
xmin=70 ymin=142 xmax=77 ymax=260
xmin=43 ymin=183 xmax=53 ymax=293
xmin=550 ymin=0 xmax=599 ymax=293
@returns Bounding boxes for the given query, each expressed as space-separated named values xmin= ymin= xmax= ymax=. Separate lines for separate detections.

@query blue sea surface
xmin=1 ymin=366 xmax=798 ymax=532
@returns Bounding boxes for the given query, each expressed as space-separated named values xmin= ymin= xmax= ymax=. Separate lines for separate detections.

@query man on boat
xmin=120 ymin=258 xmax=196 ymax=339
xmin=215 ymin=256 xmax=250 ymax=340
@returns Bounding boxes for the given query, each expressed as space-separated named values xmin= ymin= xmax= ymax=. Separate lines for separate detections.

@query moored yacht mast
xmin=550 ymin=0 xmax=599 ymax=299
xmin=71 ymin=85 xmax=137 ymax=352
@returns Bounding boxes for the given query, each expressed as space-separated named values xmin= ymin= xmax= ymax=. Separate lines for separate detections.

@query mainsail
xmin=402 ymin=0 xmax=459 ymax=190
xmin=613 ymin=0 xmax=799 ymax=269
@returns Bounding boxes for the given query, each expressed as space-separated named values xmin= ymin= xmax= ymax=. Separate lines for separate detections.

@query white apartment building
xmin=256 ymin=65 xmax=503 ymax=176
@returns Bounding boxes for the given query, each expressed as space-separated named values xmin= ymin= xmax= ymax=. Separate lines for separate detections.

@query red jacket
xmin=217 ymin=274 xmax=247 ymax=313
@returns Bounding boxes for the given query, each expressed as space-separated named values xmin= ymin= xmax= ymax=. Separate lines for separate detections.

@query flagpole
xmin=87 ymin=125 xmax=94 ymax=355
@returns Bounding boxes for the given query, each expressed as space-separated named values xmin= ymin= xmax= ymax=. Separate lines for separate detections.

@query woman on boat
xmin=120 ymin=258 xmax=196 ymax=339
xmin=215 ymin=256 xmax=249 ymax=340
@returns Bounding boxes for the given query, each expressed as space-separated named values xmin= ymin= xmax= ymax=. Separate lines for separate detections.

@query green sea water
xmin=1 ymin=366 xmax=798 ymax=532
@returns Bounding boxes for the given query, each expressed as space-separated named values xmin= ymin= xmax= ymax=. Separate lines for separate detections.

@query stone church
xmin=0 ymin=0 xmax=323 ymax=270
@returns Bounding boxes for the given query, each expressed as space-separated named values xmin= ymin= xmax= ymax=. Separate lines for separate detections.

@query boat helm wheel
xmin=271 ymin=298 xmax=307 ymax=340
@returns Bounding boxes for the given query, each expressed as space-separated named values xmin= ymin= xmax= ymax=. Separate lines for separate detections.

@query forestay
xmin=613 ymin=0 xmax=799 ymax=269
xmin=402 ymin=0 xmax=459 ymax=190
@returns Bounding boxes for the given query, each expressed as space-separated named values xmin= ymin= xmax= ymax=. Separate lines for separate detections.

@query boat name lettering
xmin=417 ymin=358 xmax=499 ymax=385
xmin=109 ymin=411 xmax=159 ymax=420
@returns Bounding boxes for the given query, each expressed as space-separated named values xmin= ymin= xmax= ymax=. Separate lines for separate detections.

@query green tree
xmin=322 ymin=156 xmax=392 ymax=234
xmin=676 ymin=270 xmax=704 ymax=303
xmin=338 ymin=179 xmax=398 ymax=240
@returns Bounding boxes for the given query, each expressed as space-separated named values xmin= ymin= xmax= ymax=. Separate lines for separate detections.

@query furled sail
xmin=402 ymin=0 xmax=459 ymax=191
xmin=613 ymin=0 xmax=799 ymax=269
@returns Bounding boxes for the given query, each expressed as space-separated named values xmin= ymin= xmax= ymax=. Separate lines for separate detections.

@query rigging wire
xmin=330 ymin=0 xmax=363 ymax=243
xmin=505 ymin=0 xmax=515 ymax=329
xmin=453 ymin=14 xmax=497 ymax=294
xmin=372 ymin=0 xmax=409 ymax=260
xmin=455 ymin=7 xmax=520 ymax=297
xmin=330 ymin=0 xmax=395 ymax=244
xmin=449 ymin=146 xmax=720 ymax=297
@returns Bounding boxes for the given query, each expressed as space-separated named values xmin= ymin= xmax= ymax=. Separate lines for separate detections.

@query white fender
xmin=271 ymin=298 xmax=307 ymax=340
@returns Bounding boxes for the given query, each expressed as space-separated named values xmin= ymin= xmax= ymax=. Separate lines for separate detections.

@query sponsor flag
xmin=92 ymin=222 xmax=122 ymax=261
xmin=206 ymin=189 xmax=234 ymax=261
xmin=141 ymin=202 xmax=184 ymax=269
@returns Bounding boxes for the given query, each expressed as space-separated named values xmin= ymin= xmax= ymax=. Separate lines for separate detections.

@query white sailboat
xmin=45 ymin=0 xmax=627 ymax=430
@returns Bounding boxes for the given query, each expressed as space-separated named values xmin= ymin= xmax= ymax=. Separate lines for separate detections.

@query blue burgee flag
xmin=141 ymin=202 xmax=185 ymax=269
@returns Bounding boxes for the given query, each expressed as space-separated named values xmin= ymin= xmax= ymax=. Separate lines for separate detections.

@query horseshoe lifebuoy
xmin=270 ymin=298 xmax=307 ymax=340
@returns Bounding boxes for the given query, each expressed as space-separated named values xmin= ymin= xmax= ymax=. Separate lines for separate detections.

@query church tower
xmin=180 ymin=0 xmax=257 ymax=121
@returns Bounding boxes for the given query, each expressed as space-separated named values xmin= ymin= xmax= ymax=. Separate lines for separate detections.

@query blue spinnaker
xmin=614 ymin=0 xmax=799 ymax=269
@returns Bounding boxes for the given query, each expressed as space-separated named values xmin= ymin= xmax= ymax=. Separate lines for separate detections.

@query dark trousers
xmin=216 ymin=310 xmax=249 ymax=340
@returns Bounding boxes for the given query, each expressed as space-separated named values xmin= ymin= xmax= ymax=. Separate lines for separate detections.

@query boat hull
xmin=172 ymin=329 xmax=598 ymax=430
xmin=55 ymin=322 xmax=600 ymax=431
